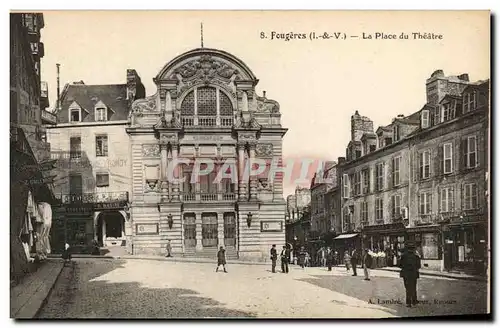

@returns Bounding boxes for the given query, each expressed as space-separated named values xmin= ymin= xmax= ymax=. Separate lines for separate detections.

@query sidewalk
xmin=48 ymin=253 xmax=270 ymax=266
xmin=10 ymin=259 xmax=65 ymax=319
xmin=375 ymin=266 xmax=487 ymax=282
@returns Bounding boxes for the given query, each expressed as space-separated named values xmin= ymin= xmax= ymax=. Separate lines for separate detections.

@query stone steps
xmin=183 ymin=247 xmax=238 ymax=260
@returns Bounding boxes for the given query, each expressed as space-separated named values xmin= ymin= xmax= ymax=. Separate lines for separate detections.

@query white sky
xmin=38 ymin=11 xmax=490 ymax=197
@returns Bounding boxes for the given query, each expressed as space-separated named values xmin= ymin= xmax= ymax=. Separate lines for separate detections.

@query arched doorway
xmin=96 ymin=211 xmax=126 ymax=247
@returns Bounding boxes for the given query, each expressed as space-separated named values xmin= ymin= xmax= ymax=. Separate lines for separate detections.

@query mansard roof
xmin=57 ymin=83 xmax=128 ymax=123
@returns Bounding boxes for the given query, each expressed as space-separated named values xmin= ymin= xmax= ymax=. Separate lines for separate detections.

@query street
xmin=36 ymin=258 xmax=488 ymax=318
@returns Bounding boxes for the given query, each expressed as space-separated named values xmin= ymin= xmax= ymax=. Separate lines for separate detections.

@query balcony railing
xmin=198 ymin=116 xmax=217 ymax=126
xmin=181 ymin=192 xmax=236 ymax=202
xmin=56 ymin=191 xmax=129 ymax=205
xmin=180 ymin=115 xmax=234 ymax=128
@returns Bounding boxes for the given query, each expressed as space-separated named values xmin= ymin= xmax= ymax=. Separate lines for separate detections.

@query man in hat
xmin=362 ymin=248 xmax=373 ymax=281
xmin=216 ymin=246 xmax=228 ymax=273
xmin=280 ymin=245 xmax=290 ymax=273
xmin=399 ymin=242 xmax=421 ymax=307
xmin=270 ymin=244 xmax=278 ymax=273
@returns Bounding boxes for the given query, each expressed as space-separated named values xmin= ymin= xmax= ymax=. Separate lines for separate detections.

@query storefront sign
xmin=94 ymin=201 xmax=126 ymax=210
xmin=260 ymin=220 xmax=283 ymax=232
xmin=136 ymin=223 xmax=159 ymax=235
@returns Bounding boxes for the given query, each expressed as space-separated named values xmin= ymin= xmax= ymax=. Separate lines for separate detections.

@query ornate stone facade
xmin=127 ymin=48 xmax=288 ymax=261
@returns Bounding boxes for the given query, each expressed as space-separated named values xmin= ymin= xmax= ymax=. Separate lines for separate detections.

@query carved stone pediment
xmin=159 ymin=133 xmax=179 ymax=145
xmin=170 ymin=55 xmax=240 ymax=81
xmin=131 ymin=93 xmax=158 ymax=113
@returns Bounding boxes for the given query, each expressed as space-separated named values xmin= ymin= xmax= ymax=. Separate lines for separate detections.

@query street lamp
xmin=246 ymin=212 xmax=253 ymax=228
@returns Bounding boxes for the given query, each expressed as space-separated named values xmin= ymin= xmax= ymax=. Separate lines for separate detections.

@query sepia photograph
xmin=8 ymin=9 xmax=491 ymax=319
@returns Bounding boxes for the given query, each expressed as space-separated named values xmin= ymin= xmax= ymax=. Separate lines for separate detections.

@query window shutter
xmin=429 ymin=193 xmax=433 ymax=215
xmin=391 ymin=195 xmax=395 ymax=219
xmin=461 ymin=138 xmax=468 ymax=171
xmin=437 ymin=145 xmax=444 ymax=177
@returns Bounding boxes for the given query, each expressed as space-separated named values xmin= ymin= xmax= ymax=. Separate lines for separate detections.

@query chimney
xmin=458 ymin=73 xmax=470 ymax=82
xmin=56 ymin=63 xmax=60 ymax=111
xmin=263 ymin=91 xmax=266 ymax=98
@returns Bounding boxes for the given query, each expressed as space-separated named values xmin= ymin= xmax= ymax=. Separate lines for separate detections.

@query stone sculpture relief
xmin=255 ymin=144 xmax=273 ymax=157
xmin=131 ymin=93 xmax=158 ymax=113
xmin=142 ymin=144 xmax=160 ymax=157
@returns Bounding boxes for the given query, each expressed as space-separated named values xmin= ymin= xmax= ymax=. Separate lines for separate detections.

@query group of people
xmin=342 ymin=248 xmax=374 ymax=281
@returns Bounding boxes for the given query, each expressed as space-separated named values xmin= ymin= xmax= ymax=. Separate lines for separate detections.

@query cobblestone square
xmin=37 ymin=259 xmax=488 ymax=318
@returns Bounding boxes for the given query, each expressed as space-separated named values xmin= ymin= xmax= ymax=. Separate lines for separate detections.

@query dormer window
xmin=393 ymin=125 xmax=400 ymax=142
xmin=421 ymin=109 xmax=430 ymax=128
xmin=70 ymin=108 xmax=80 ymax=122
xmin=369 ymin=144 xmax=376 ymax=153
xmin=441 ymin=101 xmax=456 ymax=122
xmin=463 ymin=92 xmax=477 ymax=113
xmin=95 ymin=107 xmax=107 ymax=121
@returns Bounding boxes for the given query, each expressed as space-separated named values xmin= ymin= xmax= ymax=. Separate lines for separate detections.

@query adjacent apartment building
xmin=339 ymin=70 xmax=489 ymax=273
xmin=46 ymin=70 xmax=145 ymax=252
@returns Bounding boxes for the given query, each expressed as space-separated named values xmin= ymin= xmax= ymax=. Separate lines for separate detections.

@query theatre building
xmin=127 ymin=48 xmax=287 ymax=261
xmin=46 ymin=70 xmax=145 ymax=253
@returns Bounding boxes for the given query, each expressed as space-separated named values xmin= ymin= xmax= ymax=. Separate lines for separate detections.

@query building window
xmin=419 ymin=192 xmax=432 ymax=215
xmin=95 ymin=107 xmax=107 ymax=121
xmin=361 ymin=201 xmax=368 ymax=222
xmin=421 ymin=109 xmax=430 ymax=128
xmin=70 ymin=137 xmax=81 ymax=159
xmin=443 ymin=143 xmax=453 ymax=174
xmin=385 ymin=138 xmax=393 ymax=146
xmin=463 ymin=92 xmax=476 ymax=113
xmin=96 ymin=173 xmax=109 ymax=187
xmin=440 ymin=187 xmax=454 ymax=213
xmin=392 ymin=156 xmax=401 ymax=186
xmin=419 ymin=150 xmax=431 ymax=179
xmin=463 ymin=136 xmax=478 ymax=169
xmin=362 ymin=169 xmax=370 ymax=194
xmin=463 ymin=183 xmax=478 ymax=210
xmin=342 ymin=174 xmax=350 ymax=199
xmin=369 ymin=144 xmax=376 ymax=153
xmin=355 ymin=150 xmax=362 ymax=159
xmin=375 ymin=163 xmax=384 ymax=191
xmin=393 ymin=125 xmax=400 ymax=142
xmin=96 ymin=135 xmax=108 ymax=157
xmin=354 ymin=171 xmax=361 ymax=196
xmin=184 ymin=214 xmax=197 ymax=248
xmin=391 ymin=194 xmax=401 ymax=220
xmin=441 ymin=102 xmax=456 ymax=122
xmin=180 ymin=87 xmax=234 ymax=127
xmin=70 ymin=109 xmax=80 ymax=122
xmin=375 ymin=198 xmax=383 ymax=222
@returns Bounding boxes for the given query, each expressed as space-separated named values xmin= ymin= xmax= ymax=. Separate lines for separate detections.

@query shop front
xmin=333 ymin=233 xmax=361 ymax=263
xmin=407 ymin=225 xmax=441 ymax=271
xmin=362 ymin=222 xmax=406 ymax=268
xmin=445 ymin=222 xmax=488 ymax=275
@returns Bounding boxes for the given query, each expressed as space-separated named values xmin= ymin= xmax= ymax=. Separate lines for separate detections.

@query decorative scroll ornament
xmin=142 ymin=144 xmax=160 ymax=157
xmin=256 ymin=97 xmax=280 ymax=113
xmin=256 ymin=144 xmax=273 ymax=157
xmin=131 ymin=93 xmax=158 ymax=113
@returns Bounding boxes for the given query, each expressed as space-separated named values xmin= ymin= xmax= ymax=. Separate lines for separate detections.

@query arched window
xmin=180 ymin=86 xmax=234 ymax=127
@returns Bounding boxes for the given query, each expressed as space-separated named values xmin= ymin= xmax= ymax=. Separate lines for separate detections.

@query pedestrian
xmin=351 ymin=249 xmax=359 ymax=276
xmin=362 ymin=248 xmax=373 ymax=281
xmin=400 ymin=242 xmax=421 ymax=307
xmin=62 ymin=243 xmax=72 ymax=263
xmin=344 ymin=250 xmax=351 ymax=272
xmin=299 ymin=247 xmax=306 ymax=269
xmin=326 ymin=247 xmax=333 ymax=271
xmin=280 ymin=245 xmax=290 ymax=273
xmin=165 ymin=239 xmax=172 ymax=257
xmin=216 ymin=246 xmax=227 ymax=273
xmin=270 ymin=244 xmax=278 ymax=273
xmin=305 ymin=252 xmax=311 ymax=267
xmin=333 ymin=250 xmax=339 ymax=266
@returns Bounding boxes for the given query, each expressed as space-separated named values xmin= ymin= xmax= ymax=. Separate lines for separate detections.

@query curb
xmin=375 ymin=267 xmax=487 ymax=282
xmin=32 ymin=260 xmax=67 ymax=319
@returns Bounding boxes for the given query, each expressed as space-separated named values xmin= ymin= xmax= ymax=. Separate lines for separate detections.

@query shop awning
xmin=334 ymin=233 xmax=358 ymax=240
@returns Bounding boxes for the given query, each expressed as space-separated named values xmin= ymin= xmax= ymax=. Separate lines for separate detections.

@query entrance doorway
xmin=96 ymin=211 xmax=125 ymax=247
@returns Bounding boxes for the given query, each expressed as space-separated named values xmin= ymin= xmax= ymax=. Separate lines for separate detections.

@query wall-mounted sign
xmin=94 ymin=201 xmax=127 ymax=210
xmin=260 ymin=220 xmax=283 ymax=232
xmin=136 ymin=223 xmax=159 ymax=235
